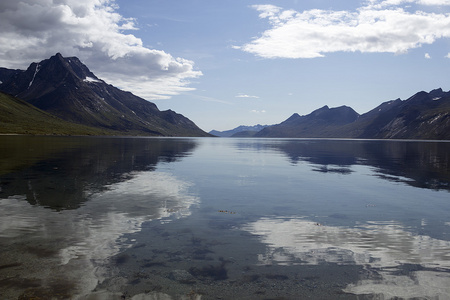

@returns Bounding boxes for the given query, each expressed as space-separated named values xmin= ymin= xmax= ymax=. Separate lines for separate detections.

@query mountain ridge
xmin=214 ymin=89 xmax=450 ymax=140
xmin=0 ymin=53 xmax=211 ymax=137
xmin=255 ymin=105 xmax=360 ymax=138
xmin=210 ymin=124 xmax=269 ymax=137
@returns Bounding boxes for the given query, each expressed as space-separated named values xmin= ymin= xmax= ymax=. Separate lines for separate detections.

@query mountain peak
xmin=429 ymin=88 xmax=444 ymax=98
xmin=309 ymin=105 xmax=359 ymax=124
xmin=50 ymin=52 xmax=65 ymax=62
xmin=0 ymin=54 xmax=210 ymax=137
xmin=281 ymin=113 xmax=301 ymax=125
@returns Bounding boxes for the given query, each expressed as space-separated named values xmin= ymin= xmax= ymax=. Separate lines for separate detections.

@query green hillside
xmin=0 ymin=92 xmax=113 ymax=135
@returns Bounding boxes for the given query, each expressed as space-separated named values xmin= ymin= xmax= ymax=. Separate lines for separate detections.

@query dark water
xmin=0 ymin=136 xmax=449 ymax=299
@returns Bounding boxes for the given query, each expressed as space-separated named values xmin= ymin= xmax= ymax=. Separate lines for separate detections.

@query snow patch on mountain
xmin=83 ymin=76 xmax=101 ymax=83
xmin=28 ymin=63 xmax=40 ymax=88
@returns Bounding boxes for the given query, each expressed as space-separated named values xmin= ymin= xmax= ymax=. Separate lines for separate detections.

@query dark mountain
xmin=230 ymin=131 xmax=260 ymax=137
xmin=210 ymin=124 xmax=269 ymax=137
xmin=0 ymin=91 xmax=111 ymax=135
xmin=353 ymin=88 xmax=450 ymax=139
xmin=253 ymin=89 xmax=450 ymax=139
xmin=0 ymin=53 xmax=210 ymax=137
xmin=0 ymin=67 xmax=22 ymax=85
xmin=255 ymin=105 xmax=359 ymax=138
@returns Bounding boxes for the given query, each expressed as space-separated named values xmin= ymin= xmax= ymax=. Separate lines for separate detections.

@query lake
xmin=0 ymin=136 xmax=449 ymax=300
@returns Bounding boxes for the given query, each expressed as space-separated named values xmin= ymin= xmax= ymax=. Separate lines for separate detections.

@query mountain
xmin=210 ymin=124 xmax=269 ymax=137
xmin=254 ymin=89 xmax=450 ymax=139
xmin=255 ymin=105 xmax=359 ymax=138
xmin=0 ymin=53 xmax=210 ymax=137
xmin=352 ymin=88 xmax=450 ymax=139
xmin=0 ymin=91 xmax=112 ymax=135
xmin=0 ymin=67 xmax=21 ymax=85
xmin=230 ymin=131 xmax=261 ymax=137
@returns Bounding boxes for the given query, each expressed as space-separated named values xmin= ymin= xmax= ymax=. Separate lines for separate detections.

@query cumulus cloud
xmin=0 ymin=0 xmax=202 ymax=100
xmin=239 ymin=1 xmax=450 ymax=58
xmin=425 ymin=53 xmax=432 ymax=58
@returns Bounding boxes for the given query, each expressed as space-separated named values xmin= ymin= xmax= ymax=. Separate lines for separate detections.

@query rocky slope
xmin=353 ymin=89 xmax=450 ymax=139
xmin=0 ymin=91 xmax=114 ymax=135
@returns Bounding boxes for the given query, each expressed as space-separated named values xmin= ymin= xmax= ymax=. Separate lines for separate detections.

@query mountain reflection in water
xmin=0 ymin=136 xmax=198 ymax=210
xmin=0 ymin=137 xmax=199 ymax=299
xmin=237 ymin=139 xmax=450 ymax=191
xmin=0 ymin=136 xmax=449 ymax=299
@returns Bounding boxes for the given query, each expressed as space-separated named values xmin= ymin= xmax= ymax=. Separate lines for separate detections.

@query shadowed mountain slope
xmin=253 ymin=89 xmax=450 ymax=140
xmin=255 ymin=105 xmax=359 ymax=138
xmin=0 ymin=91 xmax=111 ymax=135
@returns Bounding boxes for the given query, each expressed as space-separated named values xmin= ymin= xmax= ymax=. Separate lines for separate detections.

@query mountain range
xmin=0 ymin=53 xmax=210 ymax=136
xmin=212 ymin=88 xmax=450 ymax=140
xmin=1 ymin=53 xmax=449 ymax=139
xmin=209 ymin=124 xmax=269 ymax=137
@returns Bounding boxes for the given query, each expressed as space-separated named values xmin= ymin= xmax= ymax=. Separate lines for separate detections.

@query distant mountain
xmin=0 ymin=53 xmax=210 ymax=137
xmin=255 ymin=105 xmax=359 ymax=138
xmin=210 ymin=124 xmax=269 ymax=137
xmin=230 ymin=131 xmax=261 ymax=137
xmin=254 ymin=89 xmax=450 ymax=140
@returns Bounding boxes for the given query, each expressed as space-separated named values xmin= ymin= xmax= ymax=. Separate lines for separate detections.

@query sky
xmin=1 ymin=0 xmax=450 ymax=132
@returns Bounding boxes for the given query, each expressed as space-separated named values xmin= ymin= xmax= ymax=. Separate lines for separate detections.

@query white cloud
xmin=446 ymin=53 xmax=450 ymax=58
xmin=240 ymin=2 xmax=450 ymax=59
xmin=425 ymin=52 xmax=431 ymax=58
xmin=398 ymin=0 xmax=450 ymax=6
xmin=250 ymin=109 xmax=266 ymax=113
xmin=236 ymin=93 xmax=260 ymax=98
xmin=367 ymin=0 xmax=450 ymax=8
xmin=0 ymin=0 xmax=202 ymax=100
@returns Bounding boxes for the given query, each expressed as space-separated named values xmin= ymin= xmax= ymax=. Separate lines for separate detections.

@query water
xmin=0 ymin=136 xmax=449 ymax=299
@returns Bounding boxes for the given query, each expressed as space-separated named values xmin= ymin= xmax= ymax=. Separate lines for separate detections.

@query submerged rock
xmin=168 ymin=269 xmax=195 ymax=283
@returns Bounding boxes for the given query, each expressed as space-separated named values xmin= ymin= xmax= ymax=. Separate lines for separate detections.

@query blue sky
xmin=1 ymin=0 xmax=450 ymax=131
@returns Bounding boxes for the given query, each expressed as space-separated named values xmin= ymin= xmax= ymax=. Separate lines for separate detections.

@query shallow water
xmin=0 ymin=136 xmax=449 ymax=299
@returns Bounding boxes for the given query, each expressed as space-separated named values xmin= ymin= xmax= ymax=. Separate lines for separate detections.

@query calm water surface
xmin=0 ymin=136 xmax=449 ymax=299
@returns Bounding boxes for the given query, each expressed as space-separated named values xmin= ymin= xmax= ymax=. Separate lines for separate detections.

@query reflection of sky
xmin=0 ymin=171 xmax=199 ymax=298
xmin=61 ymin=171 xmax=199 ymax=265
xmin=243 ymin=217 xmax=450 ymax=298
xmin=0 ymin=196 xmax=40 ymax=238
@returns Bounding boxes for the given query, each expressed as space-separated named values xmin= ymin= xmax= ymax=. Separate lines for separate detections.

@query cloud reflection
xmin=243 ymin=217 xmax=450 ymax=298
xmin=0 ymin=170 xmax=199 ymax=298
xmin=61 ymin=171 xmax=199 ymax=265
